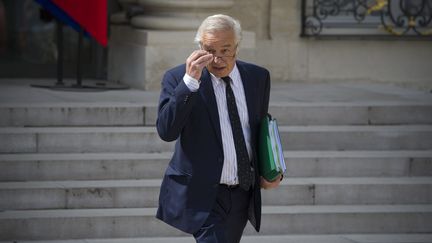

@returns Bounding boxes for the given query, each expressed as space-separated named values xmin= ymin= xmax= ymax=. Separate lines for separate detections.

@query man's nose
xmin=212 ymin=55 xmax=223 ymax=63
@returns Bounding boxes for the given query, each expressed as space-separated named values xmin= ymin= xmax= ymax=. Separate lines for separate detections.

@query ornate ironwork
xmin=301 ymin=0 xmax=432 ymax=38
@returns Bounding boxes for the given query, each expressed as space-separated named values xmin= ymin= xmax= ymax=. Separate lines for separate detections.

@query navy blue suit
xmin=156 ymin=60 xmax=270 ymax=235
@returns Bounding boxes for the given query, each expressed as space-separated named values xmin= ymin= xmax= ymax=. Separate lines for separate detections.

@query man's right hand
xmin=186 ymin=50 xmax=213 ymax=81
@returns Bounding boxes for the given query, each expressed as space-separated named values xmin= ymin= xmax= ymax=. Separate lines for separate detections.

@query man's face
xmin=201 ymin=30 xmax=237 ymax=78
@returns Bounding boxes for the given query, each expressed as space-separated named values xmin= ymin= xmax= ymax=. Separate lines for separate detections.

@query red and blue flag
xmin=35 ymin=0 xmax=107 ymax=46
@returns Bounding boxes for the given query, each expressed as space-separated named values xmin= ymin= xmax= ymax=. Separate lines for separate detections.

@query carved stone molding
xmin=111 ymin=0 xmax=234 ymax=30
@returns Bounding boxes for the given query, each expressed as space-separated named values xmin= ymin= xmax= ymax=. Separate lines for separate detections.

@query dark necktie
xmin=222 ymin=76 xmax=253 ymax=191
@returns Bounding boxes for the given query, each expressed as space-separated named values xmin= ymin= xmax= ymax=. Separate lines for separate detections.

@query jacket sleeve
xmin=156 ymin=70 xmax=198 ymax=142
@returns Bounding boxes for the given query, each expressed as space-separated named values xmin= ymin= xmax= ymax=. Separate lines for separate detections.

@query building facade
xmin=108 ymin=0 xmax=432 ymax=91
xmin=1 ymin=0 xmax=431 ymax=90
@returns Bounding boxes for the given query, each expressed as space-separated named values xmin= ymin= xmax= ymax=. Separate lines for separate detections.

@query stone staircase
xmin=1 ymin=82 xmax=432 ymax=243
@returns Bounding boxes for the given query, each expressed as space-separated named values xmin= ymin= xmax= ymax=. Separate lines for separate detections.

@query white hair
xmin=194 ymin=14 xmax=242 ymax=48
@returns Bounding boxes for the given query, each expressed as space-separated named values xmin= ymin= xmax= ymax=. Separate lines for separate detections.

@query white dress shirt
xmin=183 ymin=65 xmax=252 ymax=185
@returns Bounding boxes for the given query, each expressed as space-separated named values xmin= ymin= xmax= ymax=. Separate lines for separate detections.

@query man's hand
xmin=186 ymin=50 xmax=214 ymax=80
xmin=260 ymin=175 xmax=282 ymax=189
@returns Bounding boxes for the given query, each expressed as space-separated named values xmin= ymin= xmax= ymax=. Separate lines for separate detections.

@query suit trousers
xmin=193 ymin=185 xmax=252 ymax=243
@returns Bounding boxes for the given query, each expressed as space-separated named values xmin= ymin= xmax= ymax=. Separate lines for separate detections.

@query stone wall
xmin=228 ymin=0 xmax=432 ymax=90
xmin=108 ymin=0 xmax=432 ymax=90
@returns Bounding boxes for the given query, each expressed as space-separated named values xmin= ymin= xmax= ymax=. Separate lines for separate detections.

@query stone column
xmin=132 ymin=0 xmax=234 ymax=30
xmin=108 ymin=0 xmax=256 ymax=90
xmin=110 ymin=0 xmax=136 ymax=25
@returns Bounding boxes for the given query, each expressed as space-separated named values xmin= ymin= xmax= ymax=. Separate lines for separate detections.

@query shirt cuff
xmin=183 ymin=73 xmax=200 ymax=92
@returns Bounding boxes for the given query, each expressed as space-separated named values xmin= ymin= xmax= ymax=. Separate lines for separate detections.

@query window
xmin=301 ymin=0 xmax=432 ymax=39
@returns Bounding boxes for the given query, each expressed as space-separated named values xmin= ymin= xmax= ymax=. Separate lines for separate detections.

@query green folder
xmin=258 ymin=114 xmax=286 ymax=181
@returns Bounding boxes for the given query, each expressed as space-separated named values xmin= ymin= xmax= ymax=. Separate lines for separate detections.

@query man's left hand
xmin=260 ymin=175 xmax=282 ymax=189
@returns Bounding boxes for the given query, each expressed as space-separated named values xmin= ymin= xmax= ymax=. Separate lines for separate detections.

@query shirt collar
xmin=210 ymin=64 xmax=240 ymax=88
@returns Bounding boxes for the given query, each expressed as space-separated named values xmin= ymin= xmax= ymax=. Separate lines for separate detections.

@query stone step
xmin=1 ymin=125 xmax=432 ymax=153
xmin=0 ymin=104 xmax=153 ymax=127
xmin=0 ymin=179 xmax=158 ymax=210
xmin=1 ymin=150 xmax=431 ymax=181
xmin=245 ymin=205 xmax=432 ymax=235
xmin=1 ymin=205 xmax=431 ymax=240
xmin=284 ymin=150 xmax=432 ymax=177
xmin=1 ymin=177 xmax=431 ymax=210
xmin=269 ymin=102 xmax=432 ymax=126
xmin=0 ymin=127 xmax=174 ymax=153
xmin=1 ymin=102 xmax=431 ymax=127
xmin=2 ymin=234 xmax=432 ymax=243
xmin=262 ymin=177 xmax=432 ymax=206
xmin=281 ymin=125 xmax=432 ymax=151
xmin=0 ymin=152 xmax=171 ymax=181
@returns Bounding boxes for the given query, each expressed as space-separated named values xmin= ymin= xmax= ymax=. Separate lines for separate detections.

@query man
xmin=156 ymin=14 xmax=281 ymax=243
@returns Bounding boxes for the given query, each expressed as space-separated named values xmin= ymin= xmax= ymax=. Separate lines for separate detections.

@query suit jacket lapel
xmin=237 ymin=62 xmax=258 ymax=136
xmin=199 ymin=68 xmax=223 ymax=149
xmin=237 ymin=62 xmax=261 ymax=177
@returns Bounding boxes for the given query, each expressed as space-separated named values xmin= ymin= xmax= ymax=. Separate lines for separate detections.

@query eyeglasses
xmin=211 ymin=53 xmax=236 ymax=59
xmin=201 ymin=46 xmax=237 ymax=60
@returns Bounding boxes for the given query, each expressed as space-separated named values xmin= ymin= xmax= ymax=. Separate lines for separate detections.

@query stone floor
xmin=0 ymin=78 xmax=431 ymax=106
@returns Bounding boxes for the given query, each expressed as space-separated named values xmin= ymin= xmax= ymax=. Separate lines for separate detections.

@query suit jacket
xmin=156 ymin=60 xmax=271 ymax=234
